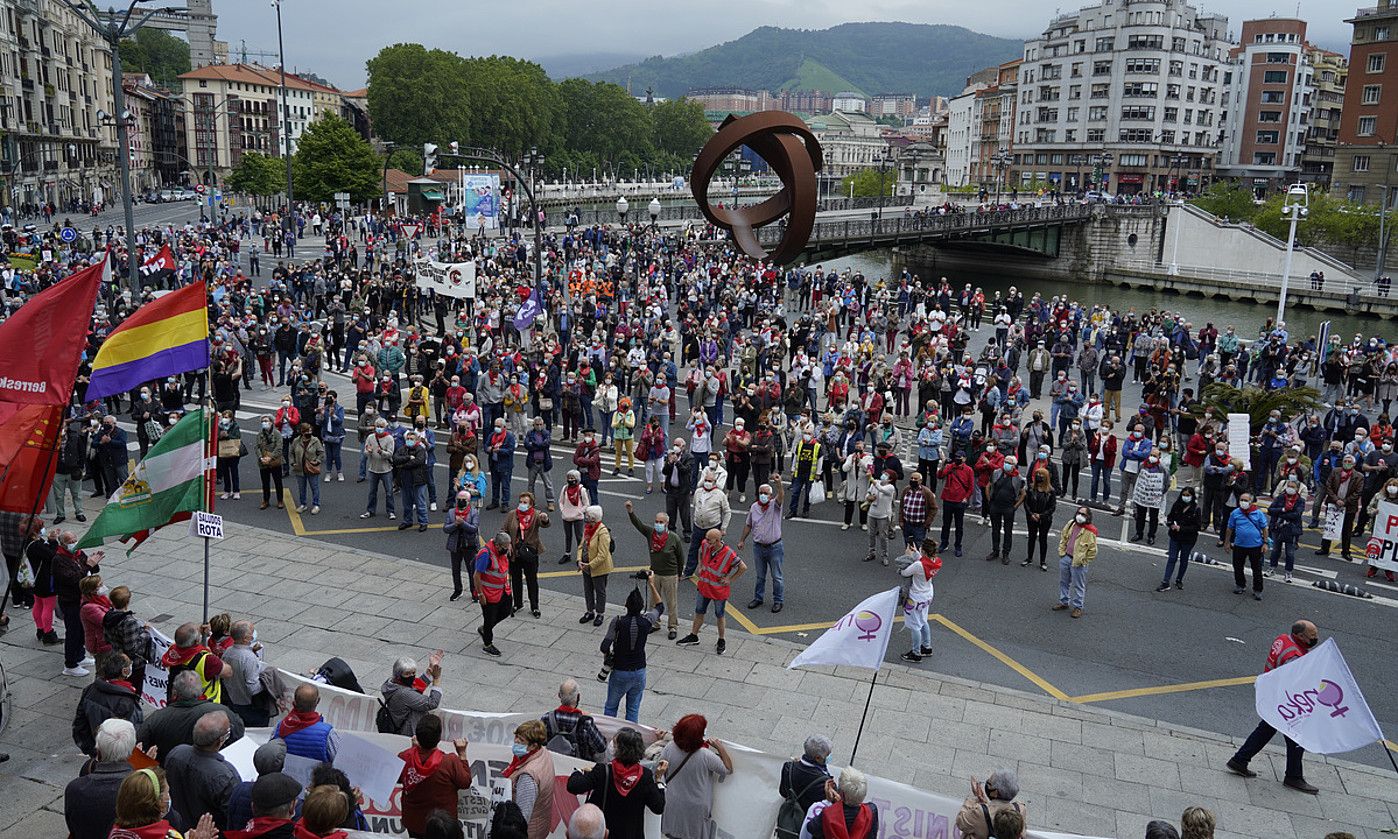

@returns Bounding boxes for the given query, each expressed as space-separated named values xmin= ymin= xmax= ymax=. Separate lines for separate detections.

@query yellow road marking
xmin=930 ymin=614 xmax=1071 ymax=701
xmin=282 ymin=489 xmax=306 ymax=536
xmin=723 ymin=603 xmax=764 ymax=634
xmin=1070 ymin=675 xmax=1256 ymax=704
xmin=538 ymin=565 xmax=649 ymax=580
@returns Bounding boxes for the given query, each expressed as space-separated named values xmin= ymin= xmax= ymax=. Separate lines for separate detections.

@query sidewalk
xmin=1 ymin=518 xmax=1394 ymax=839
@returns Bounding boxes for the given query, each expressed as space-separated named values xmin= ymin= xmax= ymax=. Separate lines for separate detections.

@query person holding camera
xmin=599 ymin=571 xmax=665 ymax=722
xmin=623 ymin=500 xmax=681 ymax=638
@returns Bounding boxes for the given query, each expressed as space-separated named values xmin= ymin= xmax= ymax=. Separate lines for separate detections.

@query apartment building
xmin=1015 ymin=0 xmax=1230 ymax=195
xmin=178 ymin=63 xmax=317 ymax=179
xmin=1302 ymin=47 xmax=1346 ymax=187
xmin=970 ymin=60 xmax=1021 ymax=190
xmin=1333 ymin=2 xmax=1398 ymax=205
xmin=0 ymin=0 xmax=118 ymax=209
xmin=1217 ymin=18 xmax=1315 ymax=196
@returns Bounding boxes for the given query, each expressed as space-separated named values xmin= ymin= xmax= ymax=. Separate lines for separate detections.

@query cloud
xmin=215 ymin=0 xmax=1352 ymax=89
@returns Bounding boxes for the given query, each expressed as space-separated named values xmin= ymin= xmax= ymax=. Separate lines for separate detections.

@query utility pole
xmin=66 ymin=1 xmax=188 ymax=292
xmin=273 ymin=0 xmax=295 ymax=241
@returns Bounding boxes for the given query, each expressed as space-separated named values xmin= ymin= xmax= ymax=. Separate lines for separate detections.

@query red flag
xmin=0 ymin=256 xmax=106 ymax=408
xmin=0 ymin=404 xmax=62 ymax=513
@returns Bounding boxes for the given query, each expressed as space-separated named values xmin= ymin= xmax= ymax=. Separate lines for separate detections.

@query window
xmin=1125 ymin=58 xmax=1160 ymax=73
xmin=1166 ymin=83 xmax=1181 ymax=99
xmin=1071 ymin=62 xmax=1083 ymax=78
xmin=1353 ymin=155 xmax=1371 ymax=172
xmin=1093 ymin=60 xmax=1113 ymax=76
xmin=1069 ymin=84 xmax=1082 ymax=99
xmin=1164 ymin=107 xmax=1179 ymax=121
xmin=1172 ymin=36 xmax=1187 ymax=52
xmin=1369 ymin=53 xmax=1386 ymax=73
xmin=1087 ymin=128 xmax=1106 ymax=142
xmin=1359 ymin=115 xmax=1378 ymax=135
xmin=1095 ymin=36 xmax=1115 ymax=52
xmin=1256 ymin=130 xmax=1279 ymax=144
xmin=1253 ymin=152 xmax=1277 ymax=165
xmin=1066 ymin=107 xmax=1079 ymax=121
xmin=1119 ymin=153 xmax=1148 ymax=166
xmin=1088 ymin=105 xmax=1108 ymax=121
xmin=1120 ymin=105 xmax=1156 ymax=120
xmin=1119 ymin=128 xmax=1154 ymax=142
xmin=1122 ymin=82 xmax=1159 ymax=97
xmin=1065 ymin=129 xmax=1077 ymax=142
xmin=1266 ymin=52 xmax=1289 ymax=64
xmin=1261 ymin=91 xmax=1284 ymax=103
xmin=1258 ymin=110 xmax=1282 ymax=122
xmin=1263 ymin=70 xmax=1288 ymax=84
xmin=1129 ymin=34 xmax=1164 ymax=50
xmin=1378 ymin=26 xmax=1392 ymax=41
xmin=1160 ymin=130 xmax=1175 ymax=144
xmin=1364 ymin=84 xmax=1382 ymax=104
xmin=1090 ymin=83 xmax=1111 ymax=99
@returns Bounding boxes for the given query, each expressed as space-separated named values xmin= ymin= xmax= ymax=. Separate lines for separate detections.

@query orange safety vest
xmin=696 ymin=542 xmax=738 ymax=601
xmin=476 ymin=544 xmax=511 ymax=604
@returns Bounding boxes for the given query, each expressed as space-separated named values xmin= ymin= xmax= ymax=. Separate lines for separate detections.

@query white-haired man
xmin=64 ymin=718 xmax=137 ymax=839
xmin=567 ymin=803 xmax=607 ymax=839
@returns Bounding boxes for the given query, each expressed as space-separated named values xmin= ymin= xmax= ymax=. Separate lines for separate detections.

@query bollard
xmin=1190 ymin=550 xmax=1220 ymax=566
xmin=1311 ymin=579 xmax=1374 ymax=599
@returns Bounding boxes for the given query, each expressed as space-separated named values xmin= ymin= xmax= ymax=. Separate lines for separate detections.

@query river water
xmin=823 ymin=249 xmax=1382 ymax=341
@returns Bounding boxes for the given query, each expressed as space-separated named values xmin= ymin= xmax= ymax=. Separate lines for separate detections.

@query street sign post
xmin=59 ymin=227 xmax=77 ymax=243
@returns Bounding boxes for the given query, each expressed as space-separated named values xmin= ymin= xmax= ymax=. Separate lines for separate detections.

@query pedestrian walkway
xmin=1 ymin=516 xmax=1394 ymax=839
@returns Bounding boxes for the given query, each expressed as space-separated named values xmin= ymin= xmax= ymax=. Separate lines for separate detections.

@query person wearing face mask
xmin=1053 ymin=507 xmax=1098 ymax=618
xmin=1225 ymin=619 xmax=1322 ymax=794
xmin=572 ymin=427 xmax=603 ymax=504
xmin=78 ymin=574 xmax=114 ymax=659
xmin=253 ymin=415 xmax=285 ymax=511
xmin=677 ymin=529 xmax=747 ymax=654
xmin=445 ymin=488 xmax=483 ymax=602
xmin=392 ymin=431 xmax=431 ymax=531
xmin=54 ymin=529 xmax=102 ymax=675
xmin=1266 ymin=479 xmax=1306 ymax=584
xmin=1358 ymin=435 xmax=1398 ymax=534
xmin=94 ymin=415 xmax=130 ymax=494
xmin=130 ymin=387 xmax=161 ymax=458
xmin=899 ymin=472 xmax=938 ymax=552
xmin=1365 ymin=477 xmax=1398 ymax=581
xmin=501 ymin=720 xmax=557 ymax=839
xmin=274 ymin=398 xmax=300 ymax=479
xmin=622 ymin=500 xmax=681 ymax=638
xmin=361 ymin=418 xmax=397 ymax=520
xmin=686 ymin=470 xmax=732 ymax=578
xmin=1224 ymin=493 xmax=1269 ymax=601
xmin=840 ymin=442 xmax=874 ymax=531
xmin=577 ymin=505 xmax=614 ymax=627
xmin=864 ymin=470 xmax=898 ymax=566
xmin=289 ymin=423 xmax=324 ymax=515
xmin=1128 ymin=451 xmax=1168 ymax=545
xmin=985 ymin=456 xmax=1025 ymax=564
xmin=23 ymin=516 xmax=61 ymax=645
xmin=1200 ymin=439 xmax=1235 ymax=535
xmin=1254 ymin=411 xmax=1289 ymax=494
xmin=48 ymin=419 xmax=88 ymax=525
xmin=1158 ymin=487 xmax=1201 ymax=592
xmin=937 ymin=452 xmax=976 ymax=558
xmin=214 ymin=410 xmax=244 ymax=501
xmin=73 ymin=649 xmax=142 ymax=758
xmin=487 ymin=418 xmax=518 ymax=510
xmin=1115 ymin=422 xmax=1153 ymax=516
xmin=737 ymin=481 xmax=786 ymax=611
xmin=1317 ymin=454 xmax=1363 ymax=560
xmin=109 ymin=765 xmax=220 ymax=839
xmin=505 ymin=493 xmax=550 ymax=618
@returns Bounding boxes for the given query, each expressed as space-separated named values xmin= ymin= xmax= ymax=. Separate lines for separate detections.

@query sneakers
xmin=900 ymin=651 xmax=922 ymax=663
xmin=337 ymin=474 xmax=345 ymax=482
xmin=1175 ymin=580 xmax=1184 ymax=589
xmin=716 ymin=638 xmax=726 ymax=655
xmin=360 ymin=511 xmax=374 ymax=519
xmin=676 ymin=634 xmax=700 ymax=646
xmin=954 ymin=547 xmax=963 ymax=557
xmin=1039 ymin=562 xmax=1048 ymax=572
xmin=1155 ymin=583 xmax=1171 ymax=592
xmin=310 ymin=505 xmax=319 ymax=514
xmin=79 ymin=655 xmax=95 ymax=668
xmin=1284 ymin=572 xmax=1293 ymax=583
xmin=62 ymin=666 xmax=90 ymax=677
xmin=668 ymin=629 xmax=678 ymax=640
xmin=388 ymin=513 xmax=397 ymax=520
xmin=296 ymin=505 xmax=307 ymax=513
xmin=76 ymin=514 xmax=86 ymax=522
xmin=482 ymin=644 xmax=502 ymax=657
xmin=430 ymin=502 xmax=438 ymax=512
xmin=841 ymin=524 xmax=850 ymax=531
xmin=1262 ymin=568 xmax=1274 ymax=578
xmin=920 ymin=645 xmax=933 ymax=656
xmin=323 ymin=475 xmax=332 ymax=483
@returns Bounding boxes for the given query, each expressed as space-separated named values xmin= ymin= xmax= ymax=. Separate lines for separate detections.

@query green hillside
xmin=587 ymin=22 xmax=1024 ymax=100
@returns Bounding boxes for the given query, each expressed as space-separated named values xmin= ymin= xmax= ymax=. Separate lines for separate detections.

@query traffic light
xmin=423 ymin=143 xmax=438 ymax=174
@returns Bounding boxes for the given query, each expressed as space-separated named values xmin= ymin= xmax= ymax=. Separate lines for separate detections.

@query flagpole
xmin=848 ymin=669 xmax=879 ymax=768
xmin=1384 ymin=740 xmax=1398 ymax=778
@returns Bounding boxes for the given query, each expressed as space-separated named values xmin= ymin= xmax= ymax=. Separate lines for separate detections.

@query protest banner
xmin=1322 ymin=503 xmax=1345 ymax=543
xmin=140 ymin=627 xmax=175 ymax=709
xmin=414 ymin=259 xmax=477 ymax=299
xmin=1365 ymin=499 xmax=1398 ymax=574
xmin=270 ymin=671 xmax=1109 ymax=839
xmin=1226 ymin=413 xmax=1251 ymax=470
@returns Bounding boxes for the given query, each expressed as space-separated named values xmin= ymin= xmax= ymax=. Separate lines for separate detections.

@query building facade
xmin=807 ymin=110 xmax=889 ymax=197
xmin=1015 ymin=0 xmax=1229 ymax=195
xmin=945 ymin=90 xmax=977 ymax=187
xmin=177 ymin=63 xmax=317 ymax=181
xmin=0 ymin=0 xmax=119 ymax=209
xmin=870 ymin=93 xmax=918 ymax=119
xmin=1333 ymin=2 xmax=1398 ymax=205
xmin=1301 ymin=47 xmax=1346 ymax=187
xmin=1217 ymin=18 xmax=1315 ymax=196
xmin=970 ymin=60 xmax=1021 ymax=190
xmin=831 ymin=92 xmax=868 ymax=113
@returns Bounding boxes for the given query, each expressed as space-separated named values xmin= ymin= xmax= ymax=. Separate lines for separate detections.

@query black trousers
xmin=450 ymin=548 xmax=477 ymax=599
xmin=1133 ymin=505 xmax=1159 ymax=539
xmin=260 ymin=467 xmax=284 ymax=504
xmin=511 ymin=549 xmax=540 ymax=611
xmin=1232 ymin=545 xmax=1263 ymax=592
xmin=1025 ymin=515 xmax=1052 ymax=562
xmin=58 ymin=598 xmax=85 ymax=667
xmin=939 ymin=501 xmax=966 ymax=549
xmin=1232 ymin=719 xmax=1305 ymax=780
xmin=989 ymin=508 xmax=1014 ymax=555
xmin=479 ymin=599 xmax=509 ymax=645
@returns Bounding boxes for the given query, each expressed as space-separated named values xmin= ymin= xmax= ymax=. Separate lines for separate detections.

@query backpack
xmin=375 ymin=697 xmax=398 ymax=734
xmin=544 ymin=710 xmax=597 ymax=760
xmin=775 ymin=762 xmax=828 ymax=839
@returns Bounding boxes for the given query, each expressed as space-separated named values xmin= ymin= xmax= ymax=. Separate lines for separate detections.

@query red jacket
xmin=973 ymin=450 xmax=1004 ymax=488
xmin=1184 ymin=433 xmax=1209 ymax=468
xmin=1089 ymin=432 xmax=1118 ymax=470
xmin=937 ymin=462 xmax=976 ymax=504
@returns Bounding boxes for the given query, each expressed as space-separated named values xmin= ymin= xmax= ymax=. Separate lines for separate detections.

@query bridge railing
xmin=1109 ymin=257 xmax=1393 ymax=302
xmin=757 ymin=204 xmax=1093 ymax=247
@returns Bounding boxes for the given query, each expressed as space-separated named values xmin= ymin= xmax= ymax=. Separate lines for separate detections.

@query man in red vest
xmin=676 ymin=529 xmax=746 ymax=655
xmin=472 ymin=532 xmax=513 ymax=657
xmin=1225 ymin=619 xmax=1320 ymax=794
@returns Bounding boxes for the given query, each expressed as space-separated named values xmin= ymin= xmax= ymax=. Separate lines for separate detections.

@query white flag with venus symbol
xmin=1254 ymin=638 xmax=1385 ymax=755
xmin=787 ymin=588 xmax=900 ymax=671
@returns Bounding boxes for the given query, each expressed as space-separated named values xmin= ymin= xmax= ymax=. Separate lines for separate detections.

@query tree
xmin=840 ymin=167 xmax=896 ymax=198
xmin=460 ymin=56 xmax=561 ymax=157
xmin=225 ymin=152 xmax=285 ymax=198
xmin=292 ymin=116 xmax=382 ymax=203
xmin=651 ymin=97 xmax=713 ymax=157
xmin=1194 ymin=381 xmax=1321 ymax=434
xmin=118 ymin=29 xmax=191 ymax=90
xmin=1190 ymin=182 xmax=1258 ymax=223
xmin=365 ymin=43 xmax=471 ymax=150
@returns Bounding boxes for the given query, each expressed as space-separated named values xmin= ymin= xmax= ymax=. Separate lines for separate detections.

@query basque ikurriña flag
xmin=84 ymin=281 xmax=209 ymax=401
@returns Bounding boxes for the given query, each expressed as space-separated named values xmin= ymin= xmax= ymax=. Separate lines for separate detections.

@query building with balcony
xmin=970 ymin=60 xmax=1021 ymax=191
xmin=807 ymin=110 xmax=889 ymax=197
xmin=0 ymin=0 xmax=119 ymax=209
xmin=1217 ymin=18 xmax=1316 ymax=196
xmin=1301 ymin=47 xmax=1346 ymax=187
xmin=177 ymin=63 xmax=318 ymax=181
xmin=1333 ymin=2 xmax=1398 ymax=205
xmin=1014 ymin=0 xmax=1230 ymax=195
xmin=869 ymin=93 xmax=917 ymax=119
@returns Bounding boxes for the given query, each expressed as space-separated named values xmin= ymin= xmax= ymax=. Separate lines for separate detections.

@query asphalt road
xmin=82 ymin=198 xmax=1397 ymax=769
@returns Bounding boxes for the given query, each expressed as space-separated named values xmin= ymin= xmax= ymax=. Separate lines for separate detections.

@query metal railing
xmin=1109 ymin=256 xmax=1397 ymax=303
xmin=758 ymin=203 xmax=1094 ymax=247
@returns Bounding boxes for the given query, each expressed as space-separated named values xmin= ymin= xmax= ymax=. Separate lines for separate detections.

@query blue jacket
xmin=524 ymin=429 xmax=553 ymax=469
xmin=321 ymin=403 xmax=346 ymax=443
xmin=274 ymin=718 xmax=335 ymax=763
xmin=487 ymin=429 xmax=516 ymax=469
xmin=1121 ymin=435 xmax=1153 ymax=471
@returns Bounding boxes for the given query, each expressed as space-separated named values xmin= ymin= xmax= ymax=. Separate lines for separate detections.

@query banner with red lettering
xmin=1365 ymin=499 xmax=1398 ymax=574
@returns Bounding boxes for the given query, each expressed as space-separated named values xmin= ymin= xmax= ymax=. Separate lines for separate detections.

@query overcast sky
xmin=220 ymin=0 xmax=1352 ymax=89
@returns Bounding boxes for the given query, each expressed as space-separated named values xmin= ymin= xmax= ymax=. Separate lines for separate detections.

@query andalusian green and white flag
xmin=78 ymin=408 xmax=210 ymax=552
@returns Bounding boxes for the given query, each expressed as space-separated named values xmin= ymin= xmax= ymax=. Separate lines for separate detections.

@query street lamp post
xmin=272 ymin=0 xmax=295 ymax=241
xmin=65 ymin=0 xmax=187 ymax=292
xmin=616 ymin=195 xmax=628 ymax=226
xmin=1277 ymin=183 xmax=1310 ymax=325
xmin=1100 ymin=152 xmax=1114 ymax=193
xmin=991 ymin=146 xmax=1013 ymax=207
xmin=1376 ymin=184 xmax=1392 ymax=284
xmin=877 ymin=147 xmax=894 ymax=222
xmin=648 ymin=196 xmax=661 ymax=231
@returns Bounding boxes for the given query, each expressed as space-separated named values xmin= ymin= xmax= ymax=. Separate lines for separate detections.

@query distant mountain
xmin=539 ymin=52 xmax=649 ymax=80
xmin=587 ymin=22 xmax=1024 ymax=100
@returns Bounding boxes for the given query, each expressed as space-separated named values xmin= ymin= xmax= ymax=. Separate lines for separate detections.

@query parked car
xmin=159 ymin=189 xmax=177 ymax=202
xmin=177 ymin=188 xmax=198 ymax=201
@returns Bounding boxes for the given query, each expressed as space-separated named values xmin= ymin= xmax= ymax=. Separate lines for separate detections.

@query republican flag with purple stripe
xmin=85 ymin=281 xmax=209 ymax=401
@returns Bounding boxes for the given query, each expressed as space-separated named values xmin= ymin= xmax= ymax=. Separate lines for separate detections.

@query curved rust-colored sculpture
xmin=690 ymin=111 xmax=822 ymax=265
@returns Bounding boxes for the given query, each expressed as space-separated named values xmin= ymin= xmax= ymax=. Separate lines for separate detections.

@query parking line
xmin=1070 ymin=675 xmax=1256 ymax=705
xmin=930 ymin=614 xmax=1071 ymax=701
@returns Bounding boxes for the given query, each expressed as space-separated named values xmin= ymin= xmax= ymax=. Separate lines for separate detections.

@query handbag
xmin=538 ymin=397 xmax=554 ymax=411
xmin=16 ymin=557 xmax=35 ymax=589
xmin=302 ymin=451 xmax=322 ymax=476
